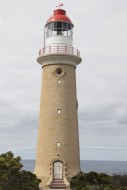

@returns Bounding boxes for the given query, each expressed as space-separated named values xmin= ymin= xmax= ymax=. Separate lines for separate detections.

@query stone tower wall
xmin=34 ymin=63 xmax=80 ymax=188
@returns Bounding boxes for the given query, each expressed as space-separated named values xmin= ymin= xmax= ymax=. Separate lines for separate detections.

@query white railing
xmin=39 ymin=45 xmax=80 ymax=56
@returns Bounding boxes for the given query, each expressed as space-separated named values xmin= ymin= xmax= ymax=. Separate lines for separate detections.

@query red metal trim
xmin=46 ymin=9 xmax=72 ymax=24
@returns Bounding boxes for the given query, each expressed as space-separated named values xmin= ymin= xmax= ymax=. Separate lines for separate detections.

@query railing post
xmin=38 ymin=46 xmax=80 ymax=56
xmin=49 ymin=46 xmax=51 ymax=53
xmin=65 ymin=46 xmax=67 ymax=53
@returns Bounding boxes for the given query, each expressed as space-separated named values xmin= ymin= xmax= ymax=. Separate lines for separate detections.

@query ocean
xmin=21 ymin=160 xmax=127 ymax=175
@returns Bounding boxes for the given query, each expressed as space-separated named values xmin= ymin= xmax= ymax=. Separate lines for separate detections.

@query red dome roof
xmin=46 ymin=9 xmax=73 ymax=25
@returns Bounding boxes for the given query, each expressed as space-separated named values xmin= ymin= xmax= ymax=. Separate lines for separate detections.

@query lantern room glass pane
xmin=63 ymin=22 xmax=68 ymax=30
xmin=63 ymin=30 xmax=67 ymax=36
xmin=68 ymin=23 xmax=72 ymax=30
xmin=54 ymin=22 xmax=57 ymax=29
xmin=53 ymin=31 xmax=57 ymax=36
xmin=49 ymin=23 xmax=53 ymax=30
xmin=45 ymin=22 xmax=73 ymax=38
xmin=57 ymin=22 xmax=62 ymax=29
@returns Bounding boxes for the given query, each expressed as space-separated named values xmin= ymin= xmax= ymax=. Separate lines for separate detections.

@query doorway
xmin=53 ymin=161 xmax=63 ymax=179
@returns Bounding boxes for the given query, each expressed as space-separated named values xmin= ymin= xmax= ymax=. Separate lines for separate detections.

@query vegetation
xmin=0 ymin=151 xmax=41 ymax=190
xmin=70 ymin=171 xmax=127 ymax=190
xmin=1 ymin=151 xmax=127 ymax=190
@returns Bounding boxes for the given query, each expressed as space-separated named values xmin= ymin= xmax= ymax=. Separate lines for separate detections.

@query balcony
xmin=39 ymin=45 xmax=80 ymax=56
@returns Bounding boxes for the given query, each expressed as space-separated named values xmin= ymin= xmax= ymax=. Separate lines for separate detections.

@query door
xmin=53 ymin=161 xmax=63 ymax=179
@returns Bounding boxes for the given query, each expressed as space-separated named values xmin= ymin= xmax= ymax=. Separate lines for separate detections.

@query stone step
xmin=50 ymin=184 xmax=66 ymax=188
xmin=51 ymin=180 xmax=65 ymax=183
xmin=50 ymin=179 xmax=67 ymax=189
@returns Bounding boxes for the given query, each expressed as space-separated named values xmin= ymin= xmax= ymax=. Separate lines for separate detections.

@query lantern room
xmin=45 ymin=9 xmax=74 ymax=46
xmin=39 ymin=8 xmax=80 ymax=56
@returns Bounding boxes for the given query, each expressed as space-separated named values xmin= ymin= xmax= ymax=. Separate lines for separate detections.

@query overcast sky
xmin=0 ymin=0 xmax=127 ymax=161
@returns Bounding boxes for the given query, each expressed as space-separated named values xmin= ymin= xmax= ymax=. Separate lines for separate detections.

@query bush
xmin=70 ymin=171 xmax=119 ymax=190
xmin=0 ymin=151 xmax=41 ymax=190
xmin=113 ymin=174 xmax=127 ymax=187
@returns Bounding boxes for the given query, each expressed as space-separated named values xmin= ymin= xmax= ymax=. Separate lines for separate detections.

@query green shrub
xmin=70 ymin=171 xmax=119 ymax=190
xmin=0 ymin=151 xmax=41 ymax=190
xmin=113 ymin=174 xmax=127 ymax=187
xmin=119 ymin=188 xmax=127 ymax=190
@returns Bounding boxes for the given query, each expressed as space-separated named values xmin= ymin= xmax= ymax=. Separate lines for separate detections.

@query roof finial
xmin=56 ymin=1 xmax=64 ymax=9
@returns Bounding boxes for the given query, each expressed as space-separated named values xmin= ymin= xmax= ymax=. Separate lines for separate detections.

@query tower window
xmin=57 ymin=142 xmax=61 ymax=147
xmin=58 ymin=80 xmax=61 ymax=84
xmin=57 ymin=109 xmax=61 ymax=114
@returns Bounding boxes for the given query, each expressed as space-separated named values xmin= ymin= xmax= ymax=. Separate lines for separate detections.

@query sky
xmin=0 ymin=0 xmax=127 ymax=161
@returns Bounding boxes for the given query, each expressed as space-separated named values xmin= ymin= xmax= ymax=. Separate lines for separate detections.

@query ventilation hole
xmin=54 ymin=67 xmax=65 ymax=77
xmin=56 ymin=68 xmax=62 ymax=75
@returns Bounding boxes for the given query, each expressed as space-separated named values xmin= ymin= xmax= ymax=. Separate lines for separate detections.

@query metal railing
xmin=39 ymin=45 xmax=80 ymax=56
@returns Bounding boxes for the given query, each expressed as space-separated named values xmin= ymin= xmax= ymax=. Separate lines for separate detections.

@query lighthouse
xmin=34 ymin=6 xmax=82 ymax=190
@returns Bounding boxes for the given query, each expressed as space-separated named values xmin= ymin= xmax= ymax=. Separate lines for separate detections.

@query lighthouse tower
xmin=34 ymin=7 xmax=82 ymax=190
